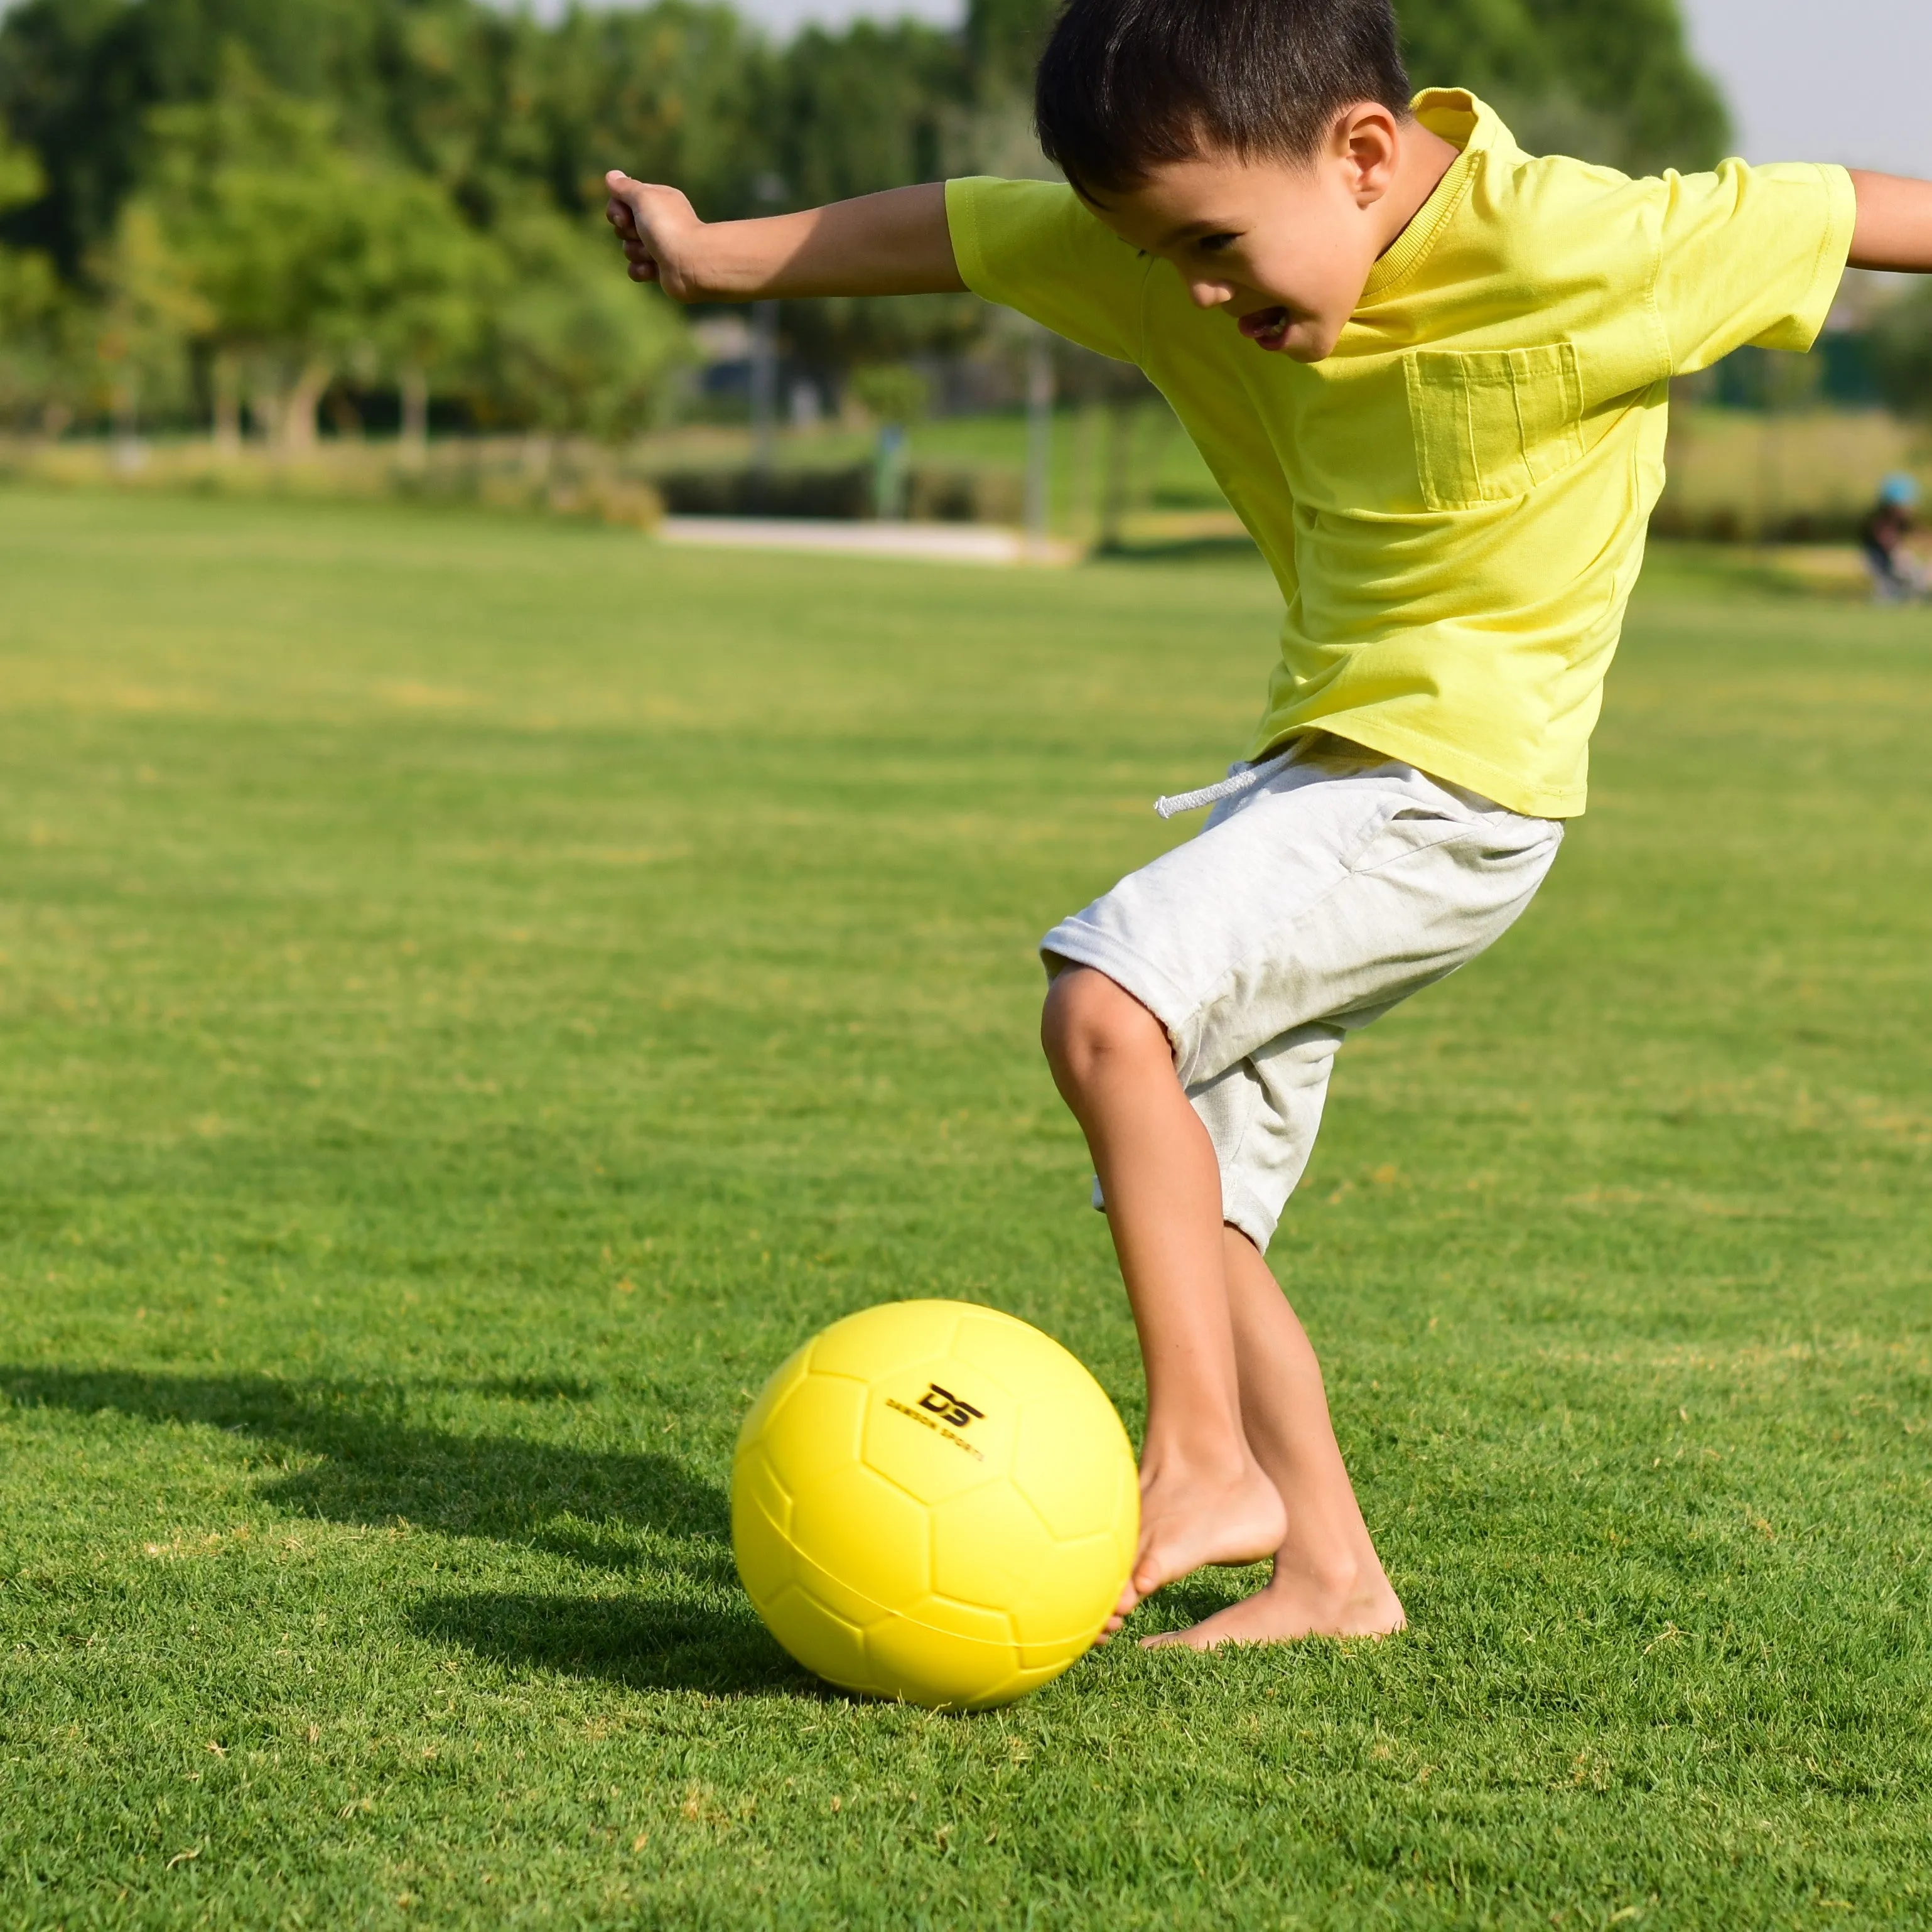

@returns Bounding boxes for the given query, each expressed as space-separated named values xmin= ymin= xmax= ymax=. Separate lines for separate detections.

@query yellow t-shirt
xmin=945 ymin=90 xmax=1855 ymax=817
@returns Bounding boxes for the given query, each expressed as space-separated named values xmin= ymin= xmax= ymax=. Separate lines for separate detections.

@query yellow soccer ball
xmin=731 ymin=1299 xmax=1139 ymax=1710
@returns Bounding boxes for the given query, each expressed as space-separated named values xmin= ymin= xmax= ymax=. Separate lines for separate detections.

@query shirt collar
xmin=1360 ymin=89 xmax=1507 ymax=300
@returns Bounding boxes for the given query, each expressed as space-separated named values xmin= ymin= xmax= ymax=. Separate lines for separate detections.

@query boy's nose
xmin=1186 ymin=279 xmax=1235 ymax=310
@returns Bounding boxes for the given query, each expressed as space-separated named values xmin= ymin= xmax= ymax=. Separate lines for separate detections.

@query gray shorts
xmin=1042 ymin=735 xmax=1564 ymax=1251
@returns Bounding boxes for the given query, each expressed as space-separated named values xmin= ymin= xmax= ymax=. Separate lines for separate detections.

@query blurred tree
xmin=1400 ymin=0 xmax=1729 ymax=171
xmin=0 ymin=0 xmax=413 ymax=272
xmin=759 ymin=20 xmax=976 ymax=394
xmin=136 ymin=50 xmax=490 ymax=451
xmin=0 ymin=134 xmax=72 ymax=428
xmin=84 ymin=199 xmax=212 ymax=450
xmin=1869 ymin=288 xmax=1932 ymax=421
xmin=475 ymin=203 xmax=691 ymax=441
xmin=353 ymin=175 xmax=497 ymax=457
xmin=847 ymin=362 xmax=931 ymax=426
xmin=964 ymin=0 xmax=1052 ymax=99
xmin=0 ymin=0 xmax=1733 ymax=446
xmin=770 ymin=21 xmax=964 ymax=207
xmin=524 ymin=3 xmax=772 ymax=222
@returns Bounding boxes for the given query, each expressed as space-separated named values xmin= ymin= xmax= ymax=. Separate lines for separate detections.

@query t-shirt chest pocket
xmin=1403 ymin=344 xmax=1586 ymax=510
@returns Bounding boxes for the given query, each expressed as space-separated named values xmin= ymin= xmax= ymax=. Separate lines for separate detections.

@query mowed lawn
xmin=1 ymin=487 xmax=1929 ymax=1931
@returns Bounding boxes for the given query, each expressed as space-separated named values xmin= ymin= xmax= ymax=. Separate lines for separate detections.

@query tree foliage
xmin=0 ymin=132 xmax=67 ymax=424
xmin=1398 ymin=0 xmax=1729 ymax=172
xmin=1869 ymin=286 xmax=1932 ymax=421
xmin=0 ymin=0 xmax=1732 ymax=437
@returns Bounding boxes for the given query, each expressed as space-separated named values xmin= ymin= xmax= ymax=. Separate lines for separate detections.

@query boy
xmin=1862 ymin=473 xmax=1926 ymax=603
xmin=606 ymin=0 xmax=1932 ymax=1649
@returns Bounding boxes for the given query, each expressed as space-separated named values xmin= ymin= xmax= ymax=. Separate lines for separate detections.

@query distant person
xmin=605 ymin=0 xmax=1932 ymax=1651
xmin=1862 ymin=472 xmax=1927 ymax=602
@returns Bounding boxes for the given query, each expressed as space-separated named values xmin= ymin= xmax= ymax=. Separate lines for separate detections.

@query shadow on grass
xmin=408 ymin=1590 xmax=833 ymax=1700
xmin=462 ymin=1374 xmax=601 ymax=1403
xmin=1092 ymin=534 xmax=1263 ymax=565
xmin=1136 ymin=1568 xmax=1273 ymax=1637
xmin=0 ymin=1364 xmax=729 ymax=1580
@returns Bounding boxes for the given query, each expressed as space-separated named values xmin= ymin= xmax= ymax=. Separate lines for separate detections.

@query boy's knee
xmin=1040 ymin=963 xmax=1170 ymax=1091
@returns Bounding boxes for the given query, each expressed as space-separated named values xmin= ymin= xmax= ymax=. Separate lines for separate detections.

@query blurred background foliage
xmin=0 ymin=0 xmax=1749 ymax=447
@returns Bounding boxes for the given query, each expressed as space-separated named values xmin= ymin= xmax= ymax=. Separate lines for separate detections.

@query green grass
xmin=1 ymin=488 xmax=1929 ymax=1929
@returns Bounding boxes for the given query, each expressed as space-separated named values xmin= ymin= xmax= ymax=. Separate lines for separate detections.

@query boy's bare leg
xmin=1145 ymin=1227 xmax=1406 ymax=1648
xmin=1040 ymin=967 xmax=1287 ymax=1621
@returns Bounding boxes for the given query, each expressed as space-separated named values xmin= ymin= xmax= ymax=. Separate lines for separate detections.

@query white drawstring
xmin=1153 ymin=736 xmax=1309 ymax=821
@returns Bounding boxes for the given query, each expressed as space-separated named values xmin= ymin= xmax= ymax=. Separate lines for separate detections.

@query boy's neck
xmin=1374 ymin=121 xmax=1463 ymax=262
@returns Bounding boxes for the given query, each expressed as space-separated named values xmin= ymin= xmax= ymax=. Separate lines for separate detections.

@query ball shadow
xmin=0 ymin=1364 xmax=730 ymax=1580
xmin=407 ymin=1590 xmax=835 ymax=1700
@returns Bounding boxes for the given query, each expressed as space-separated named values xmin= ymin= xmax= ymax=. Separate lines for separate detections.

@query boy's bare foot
xmin=1140 ymin=1558 xmax=1406 ymax=1649
xmin=1099 ymin=1454 xmax=1287 ymax=1636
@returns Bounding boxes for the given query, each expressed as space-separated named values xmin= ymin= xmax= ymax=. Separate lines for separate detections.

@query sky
xmin=702 ymin=0 xmax=1932 ymax=180
xmin=1678 ymin=0 xmax=1932 ymax=177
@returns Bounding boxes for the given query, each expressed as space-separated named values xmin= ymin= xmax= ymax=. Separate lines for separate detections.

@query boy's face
xmin=1081 ymin=107 xmax=1417 ymax=364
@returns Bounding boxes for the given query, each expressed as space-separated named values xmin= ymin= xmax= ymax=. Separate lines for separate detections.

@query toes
xmin=1138 ymin=1628 xmax=1206 ymax=1652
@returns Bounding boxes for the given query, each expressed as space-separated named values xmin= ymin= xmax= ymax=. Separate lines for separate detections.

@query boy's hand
xmin=605 ymin=174 xmax=706 ymax=300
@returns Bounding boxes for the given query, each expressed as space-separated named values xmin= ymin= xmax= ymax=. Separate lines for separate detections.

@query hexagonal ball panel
xmin=807 ymin=1301 xmax=965 ymax=1382
xmin=760 ymin=1582 xmax=872 ymax=1696
xmin=946 ymin=1308 xmax=1113 ymax=1412
xmin=756 ymin=1366 xmax=868 ymax=1495
xmin=1008 ymin=1366 xmax=1136 ymax=1541
xmin=730 ymin=1441 xmax=795 ymax=1611
xmin=929 ymin=1480 xmax=1057 ymax=1614
xmin=736 ymin=1341 xmax=811 ymax=1453
xmin=860 ymin=1354 xmax=1017 ymax=1508
xmin=787 ymin=1460 xmax=931 ymax=1624
xmin=865 ymin=1595 xmax=1019 ymax=1710
xmin=1005 ymin=1528 xmax=1130 ymax=1650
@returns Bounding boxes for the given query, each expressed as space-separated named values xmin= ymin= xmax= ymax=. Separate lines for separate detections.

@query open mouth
xmin=1238 ymin=306 xmax=1292 ymax=350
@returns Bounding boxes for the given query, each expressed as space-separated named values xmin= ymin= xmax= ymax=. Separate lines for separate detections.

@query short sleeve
xmin=1654 ymin=160 xmax=1856 ymax=375
xmin=945 ymin=177 xmax=1152 ymax=364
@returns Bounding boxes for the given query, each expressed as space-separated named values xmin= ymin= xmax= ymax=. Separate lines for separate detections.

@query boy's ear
xmin=1334 ymin=102 xmax=1403 ymax=201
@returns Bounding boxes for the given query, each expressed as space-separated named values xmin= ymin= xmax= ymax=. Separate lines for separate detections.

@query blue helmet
xmin=1879 ymin=472 xmax=1921 ymax=509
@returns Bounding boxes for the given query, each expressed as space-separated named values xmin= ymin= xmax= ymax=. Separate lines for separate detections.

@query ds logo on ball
xmin=917 ymin=1383 xmax=983 ymax=1428
xmin=731 ymin=1300 xmax=1139 ymax=1709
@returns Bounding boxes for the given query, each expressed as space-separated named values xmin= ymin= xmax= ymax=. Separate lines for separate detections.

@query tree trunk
xmin=399 ymin=366 xmax=429 ymax=468
xmin=111 ymin=375 xmax=143 ymax=472
xmin=279 ymin=356 xmax=335 ymax=457
xmin=1023 ymin=326 xmax=1055 ymax=555
xmin=249 ymin=369 xmax=281 ymax=447
xmin=212 ymin=353 xmax=241 ymax=457
xmin=1098 ymin=396 xmax=1135 ymax=552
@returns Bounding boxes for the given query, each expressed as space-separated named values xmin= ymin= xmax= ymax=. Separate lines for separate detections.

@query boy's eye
xmin=1197 ymin=233 xmax=1239 ymax=254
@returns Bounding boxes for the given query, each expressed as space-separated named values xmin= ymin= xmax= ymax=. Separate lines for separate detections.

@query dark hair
xmin=1034 ymin=0 xmax=1412 ymax=197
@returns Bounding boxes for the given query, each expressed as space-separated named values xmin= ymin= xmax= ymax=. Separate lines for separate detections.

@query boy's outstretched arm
xmin=1850 ymin=171 xmax=1932 ymax=272
xmin=604 ymin=175 xmax=964 ymax=301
